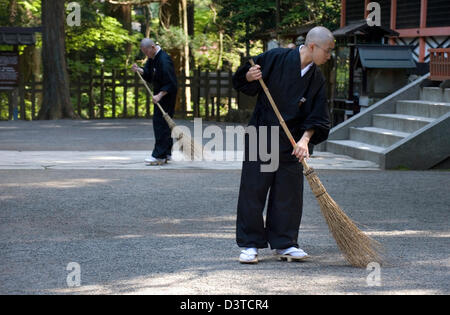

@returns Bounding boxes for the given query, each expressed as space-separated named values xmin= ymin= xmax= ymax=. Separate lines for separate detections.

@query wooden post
xmin=211 ymin=94 xmax=215 ymax=118
xmin=191 ymin=69 xmax=197 ymax=117
xmin=390 ymin=0 xmax=397 ymax=45
xmin=348 ymin=44 xmax=355 ymax=100
xmin=341 ymin=0 xmax=346 ymax=28
xmin=134 ymin=72 xmax=139 ymax=118
xmin=100 ymin=66 xmax=105 ymax=119
xmin=18 ymin=63 xmax=25 ymax=120
xmin=112 ymin=69 xmax=116 ymax=118
xmin=216 ymin=70 xmax=221 ymax=121
xmin=31 ymin=75 xmax=36 ymax=120
xmin=228 ymin=70 xmax=233 ymax=110
xmin=419 ymin=0 xmax=428 ymax=63
xmin=145 ymin=85 xmax=150 ymax=118
xmin=77 ymin=75 xmax=82 ymax=117
xmin=205 ymin=70 xmax=210 ymax=120
xmin=195 ymin=67 xmax=201 ymax=117
xmin=123 ymin=69 xmax=128 ymax=118
xmin=89 ymin=67 xmax=94 ymax=119
xmin=8 ymin=89 xmax=16 ymax=120
xmin=180 ymin=72 xmax=186 ymax=118
xmin=364 ymin=0 xmax=369 ymax=19
xmin=19 ymin=82 xmax=25 ymax=120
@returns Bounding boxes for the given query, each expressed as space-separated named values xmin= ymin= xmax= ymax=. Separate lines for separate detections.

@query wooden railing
xmin=429 ymin=48 xmax=450 ymax=81
xmin=0 ymin=68 xmax=239 ymax=121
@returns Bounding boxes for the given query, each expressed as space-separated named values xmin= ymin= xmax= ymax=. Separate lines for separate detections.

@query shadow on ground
xmin=0 ymin=169 xmax=449 ymax=294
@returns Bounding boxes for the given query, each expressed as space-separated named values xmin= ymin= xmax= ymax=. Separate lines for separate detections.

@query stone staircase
xmin=318 ymin=75 xmax=450 ymax=169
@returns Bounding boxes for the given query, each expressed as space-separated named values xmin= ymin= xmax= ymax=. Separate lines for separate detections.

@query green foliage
xmin=0 ymin=0 xmax=342 ymax=120
xmin=193 ymin=1 xmax=216 ymax=36
xmin=0 ymin=0 xmax=340 ymax=74
xmin=213 ymin=0 xmax=340 ymax=46
xmin=0 ymin=0 xmax=41 ymax=27
xmin=65 ymin=0 xmax=143 ymax=75
xmin=189 ymin=0 xmax=264 ymax=71
xmin=156 ymin=26 xmax=188 ymax=51
xmin=214 ymin=0 xmax=275 ymax=42
xmin=0 ymin=93 xmax=9 ymax=120
xmin=301 ymin=0 xmax=341 ymax=31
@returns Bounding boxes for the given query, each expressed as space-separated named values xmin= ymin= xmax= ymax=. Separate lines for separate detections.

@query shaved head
xmin=140 ymin=38 xmax=160 ymax=59
xmin=300 ymin=26 xmax=335 ymax=66
xmin=305 ymin=26 xmax=334 ymax=47
xmin=141 ymin=38 xmax=156 ymax=49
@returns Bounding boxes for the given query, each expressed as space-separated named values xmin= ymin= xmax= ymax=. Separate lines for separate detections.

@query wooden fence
xmin=0 ymin=67 xmax=239 ymax=121
xmin=429 ymin=48 xmax=450 ymax=81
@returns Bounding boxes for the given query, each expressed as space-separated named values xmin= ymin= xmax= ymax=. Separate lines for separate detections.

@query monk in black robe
xmin=132 ymin=39 xmax=178 ymax=165
xmin=233 ymin=26 xmax=334 ymax=264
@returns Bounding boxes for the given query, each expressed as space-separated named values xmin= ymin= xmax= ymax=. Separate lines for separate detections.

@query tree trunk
xmin=245 ymin=21 xmax=250 ymax=57
xmin=187 ymin=0 xmax=195 ymax=71
xmin=160 ymin=0 xmax=182 ymax=113
xmin=106 ymin=3 xmax=132 ymax=66
xmin=39 ymin=0 xmax=74 ymax=120
xmin=181 ymin=0 xmax=191 ymax=113
xmin=143 ymin=4 xmax=152 ymax=38
xmin=8 ymin=0 xmax=18 ymax=25
xmin=209 ymin=3 xmax=223 ymax=70
xmin=216 ymin=31 xmax=223 ymax=70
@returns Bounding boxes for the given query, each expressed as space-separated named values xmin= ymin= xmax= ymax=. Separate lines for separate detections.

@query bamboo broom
xmin=136 ymin=71 xmax=203 ymax=161
xmin=249 ymin=59 xmax=383 ymax=268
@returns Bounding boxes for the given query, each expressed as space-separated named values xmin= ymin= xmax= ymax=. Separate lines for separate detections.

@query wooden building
xmin=333 ymin=0 xmax=450 ymax=123
xmin=341 ymin=0 xmax=450 ymax=63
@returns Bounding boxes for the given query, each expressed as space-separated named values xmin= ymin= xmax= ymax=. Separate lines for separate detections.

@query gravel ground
xmin=0 ymin=168 xmax=448 ymax=295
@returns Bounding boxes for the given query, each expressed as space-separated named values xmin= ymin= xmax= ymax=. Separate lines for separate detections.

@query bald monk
xmin=233 ymin=26 xmax=334 ymax=264
xmin=132 ymin=39 xmax=178 ymax=165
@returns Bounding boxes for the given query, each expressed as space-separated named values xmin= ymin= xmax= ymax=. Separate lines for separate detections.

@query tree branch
xmin=105 ymin=0 xmax=160 ymax=5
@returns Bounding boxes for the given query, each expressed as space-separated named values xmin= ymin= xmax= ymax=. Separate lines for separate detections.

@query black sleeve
xmin=302 ymin=80 xmax=331 ymax=145
xmin=232 ymin=53 xmax=269 ymax=96
xmin=232 ymin=63 xmax=259 ymax=96
xmin=142 ymin=59 xmax=153 ymax=83
xmin=159 ymin=56 xmax=178 ymax=94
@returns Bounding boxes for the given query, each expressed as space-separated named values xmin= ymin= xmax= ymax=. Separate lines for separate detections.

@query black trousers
xmin=152 ymin=95 xmax=176 ymax=159
xmin=236 ymin=159 xmax=304 ymax=249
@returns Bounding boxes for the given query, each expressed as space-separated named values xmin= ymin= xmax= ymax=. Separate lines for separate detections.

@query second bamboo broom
xmin=137 ymin=71 xmax=203 ymax=161
xmin=249 ymin=59 xmax=383 ymax=268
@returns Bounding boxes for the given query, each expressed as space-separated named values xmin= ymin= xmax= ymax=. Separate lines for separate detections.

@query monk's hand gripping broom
xmin=137 ymin=71 xmax=203 ymax=161
xmin=249 ymin=59 xmax=383 ymax=268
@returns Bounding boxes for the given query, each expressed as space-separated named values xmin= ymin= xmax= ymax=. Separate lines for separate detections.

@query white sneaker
xmin=239 ymin=248 xmax=258 ymax=264
xmin=166 ymin=155 xmax=172 ymax=163
xmin=144 ymin=156 xmax=166 ymax=165
xmin=276 ymin=247 xmax=309 ymax=262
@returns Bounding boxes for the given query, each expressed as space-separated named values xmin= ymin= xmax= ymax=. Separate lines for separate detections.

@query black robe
xmin=142 ymin=49 xmax=178 ymax=159
xmin=233 ymin=47 xmax=331 ymax=249
xmin=233 ymin=47 xmax=331 ymax=162
xmin=142 ymin=49 xmax=178 ymax=98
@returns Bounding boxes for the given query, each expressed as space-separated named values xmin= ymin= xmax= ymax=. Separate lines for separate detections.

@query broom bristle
xmin=305 ymin=168 xmax=384 ymax=268
xmin=137 ymin=73 xmax=205 ymax=161
xmin=171 ymin=125 xmax=204 ymax=161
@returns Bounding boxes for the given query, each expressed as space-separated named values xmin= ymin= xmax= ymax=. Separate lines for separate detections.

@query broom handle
xmin=249 ymin=59 xmax=310 ymax=171
xmin=136 ymin=70 xmax=168 ymax=116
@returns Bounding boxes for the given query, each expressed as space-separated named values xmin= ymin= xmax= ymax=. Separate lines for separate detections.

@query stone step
xmin=349 ymin=126 xmax=409 ymax=148
xmin=326 ymin=140 xmax=384 ymax=164
xmin=372 ymin=113 xmax=434 ymax=133
xmin=420 ymin=87 xmax=450 ymax=102
xmin=396 ymin=100 xmax=450 ymax=118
